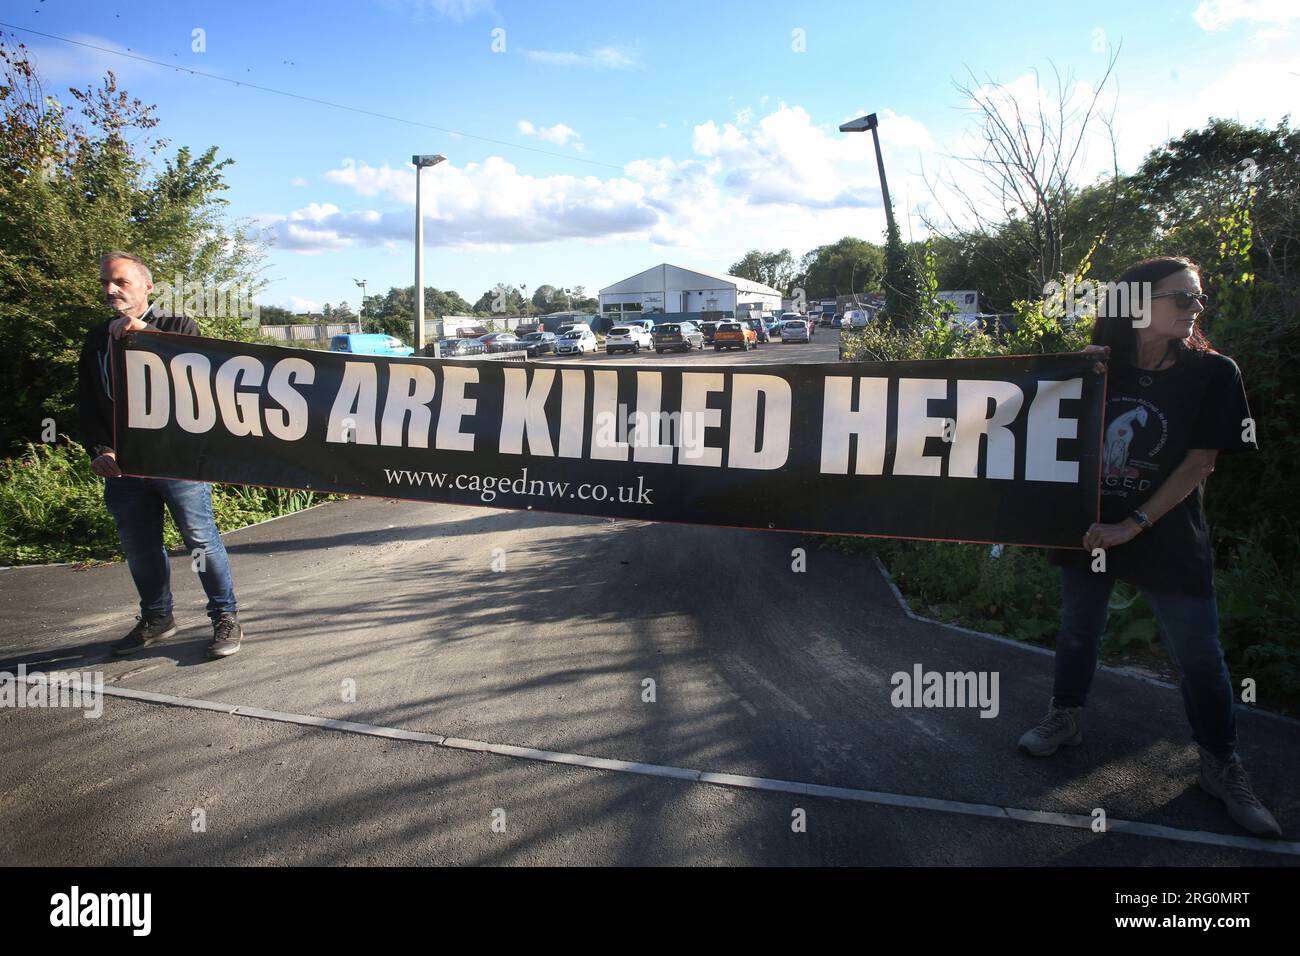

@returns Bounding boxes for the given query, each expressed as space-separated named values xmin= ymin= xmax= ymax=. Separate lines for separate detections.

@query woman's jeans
xmin=104 ymin=476 xmax=237 ymax=623
xmin=1054 ymin=562 xmax=1236 ymax=762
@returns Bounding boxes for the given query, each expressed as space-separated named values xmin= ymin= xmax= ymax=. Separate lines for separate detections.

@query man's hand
xmin=1082 ymin=519 xmax=1139 ymax=552
xmin=90 ymin=449 xmax=123 ymax=478
xmin=109 ymin=314 xmax=149 ymax=339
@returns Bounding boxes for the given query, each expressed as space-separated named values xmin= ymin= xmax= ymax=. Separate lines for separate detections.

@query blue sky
xmin=7 ymin=0 xmax=1299 ymax=311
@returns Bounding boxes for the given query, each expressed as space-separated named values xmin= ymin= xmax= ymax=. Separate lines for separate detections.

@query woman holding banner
xmin=1019 ymin=256 xmax=1281 ymax=837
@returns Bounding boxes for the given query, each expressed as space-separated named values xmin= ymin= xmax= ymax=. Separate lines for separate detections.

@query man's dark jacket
xmin=77 ymin=306 xmax=198 ymax=457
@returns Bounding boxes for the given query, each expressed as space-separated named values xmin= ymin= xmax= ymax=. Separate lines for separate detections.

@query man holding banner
xmin=78 ymin=252 xmax=244 ymax=660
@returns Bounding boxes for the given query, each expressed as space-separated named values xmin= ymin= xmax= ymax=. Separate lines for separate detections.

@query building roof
xmin=599 ymin=263 xmax=783 ymax=298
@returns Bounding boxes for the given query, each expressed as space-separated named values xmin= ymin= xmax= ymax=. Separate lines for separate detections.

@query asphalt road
xmin=1 ymin=339 xmax=1297 ymax=866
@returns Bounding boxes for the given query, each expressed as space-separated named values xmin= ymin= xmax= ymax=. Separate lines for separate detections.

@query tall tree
xmin=728 ymin=249 xmax=797 ymax=294
xmin=0 ymin=35 xmax=265 ymax=454
xmin=797 ymin=238 xmax=886 ymax=300
xmin=923 ymin=53 xmax=1121 ymax=297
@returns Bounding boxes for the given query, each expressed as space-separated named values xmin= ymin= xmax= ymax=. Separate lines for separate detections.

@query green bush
xmin=0 ymin=439 xmax=121 ymax=564
xmin=0 ymin=439 xmax=339 ymax=565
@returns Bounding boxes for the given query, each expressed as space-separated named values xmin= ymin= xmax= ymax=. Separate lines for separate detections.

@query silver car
xmin=781 ymin=319 xmax=810 ymax=343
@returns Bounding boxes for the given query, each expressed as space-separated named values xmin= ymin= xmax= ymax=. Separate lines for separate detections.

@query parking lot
xmin=533 ymin=331 xmax=842 ymax=366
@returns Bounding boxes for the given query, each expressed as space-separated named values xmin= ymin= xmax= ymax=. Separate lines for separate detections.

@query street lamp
xmin=352 ymin=278 xmax=366 ymax=335
xmin=413 ymin=153 xmax=446 ymax=352
xmin=839 ymin=112 xmax=897 ymax=236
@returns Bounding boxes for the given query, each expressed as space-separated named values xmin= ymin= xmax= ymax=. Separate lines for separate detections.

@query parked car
xmin=844 ymin=309 xmax=870 ymax=329
xmin=622 ymin=317 xmax=656 ymax=335
xmin=780 ymin=318 xmax=810 ymax=343
xmin=765 ymin=319 xmax=784 ymax=339
xmin=653 ymin=322 xmax=704 ymax=353
xmin=714 ymin=321 xmax=758 ymax=351
xmin=698 ymin=320 xmax=723 ymax=344
xmin=557 ymin=321 xmax=593 ymax=337
xmin=438 ymin=337 xmax=485 ymax=357
xmin=329 ymin=333 xmax=414 ymax=357
xmin=477 ymin=332 xmax=522 ymax=353
xmin=519 ymin=331 xmax=557 ymax=356
xmin=605 ymin=325 xmax=653 ymax=354
xmin=743 ymin=318 xmax=769 ymax=344
xmin=555 ymin=327 xmax=598 ymax=355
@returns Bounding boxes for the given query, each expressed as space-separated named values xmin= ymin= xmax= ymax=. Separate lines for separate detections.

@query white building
xmin=598 ymin=263 xmax=784 ymax=320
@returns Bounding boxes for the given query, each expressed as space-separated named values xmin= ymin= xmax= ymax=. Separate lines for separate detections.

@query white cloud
xmin=24 ymin=33 xmax=164 ymax=85
xmin=689 ymin=105 xmax=906 ymax=210
xmin=1194 ymin=0 xmax=1300 ymax=30
xmin=1251 ymin=25 xmax=1291 ymax=41
xmin=283 ymin=295 xmax=323 ymax=313
xmin=289 ymin=177 xmax=308 ymax=187
xmin=396 ymin=0 xmax=496 ymax=20
xmin=266 ymin=157 xmax=659 ymax=252
xmin=269 ymin=102 xmax=944 ymax=258
xmin=517 ymin=120 xmax=581 ymax=146
xmin=1110 ymin=47 xmax=1300 ymax=172
xmin=521 ymin=45 xmax=638 ymax=69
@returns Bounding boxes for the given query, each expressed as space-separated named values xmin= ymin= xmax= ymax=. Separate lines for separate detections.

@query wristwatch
xmin=1129 ymin=509 xmax=1151 ymax=530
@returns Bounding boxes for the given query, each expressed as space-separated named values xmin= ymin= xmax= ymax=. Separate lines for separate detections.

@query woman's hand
xmin=1082 ymin=519 xmax=1139 ymax=552
xmin=1081 ymin=344 xmax=1110 ymax=375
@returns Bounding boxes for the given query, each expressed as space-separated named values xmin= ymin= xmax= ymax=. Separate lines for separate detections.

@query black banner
xmin=112 ymin=333 xmax=1105 ymax=548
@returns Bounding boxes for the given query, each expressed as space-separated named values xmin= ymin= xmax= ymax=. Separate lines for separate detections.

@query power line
xmin=0 ymin=21 xmax=627 ymax=172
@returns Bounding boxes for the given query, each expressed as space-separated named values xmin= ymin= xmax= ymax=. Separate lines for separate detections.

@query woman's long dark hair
xmin=1091 ymin=255 xmax=1214 ymax=366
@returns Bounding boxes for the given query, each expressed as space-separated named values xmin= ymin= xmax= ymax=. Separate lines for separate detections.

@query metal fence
xmin=259 ymin=323 xmax=354 ymax=341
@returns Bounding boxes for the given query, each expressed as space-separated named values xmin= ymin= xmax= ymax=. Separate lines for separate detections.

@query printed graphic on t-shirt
xmin=1102 ymin=395 xmax=1169 ymax=498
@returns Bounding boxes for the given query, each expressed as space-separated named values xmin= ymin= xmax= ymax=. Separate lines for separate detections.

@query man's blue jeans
xmin=1053 ymin=562 xmax=1235 ymax=761
xmin=104 ymin=476 xmax=237 ymax=622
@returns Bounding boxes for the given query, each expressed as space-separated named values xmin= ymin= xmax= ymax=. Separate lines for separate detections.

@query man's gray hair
xmin=100 ymin=251 xmax=153 ymax=285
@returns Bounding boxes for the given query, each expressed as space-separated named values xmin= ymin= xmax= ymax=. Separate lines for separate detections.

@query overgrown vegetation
xmin=0 ymin=440 xmax=339 ymax=565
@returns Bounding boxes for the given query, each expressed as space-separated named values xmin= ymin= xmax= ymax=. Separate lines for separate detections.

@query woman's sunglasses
xmin=1151 ymin=291 xmax=1209 ymax=310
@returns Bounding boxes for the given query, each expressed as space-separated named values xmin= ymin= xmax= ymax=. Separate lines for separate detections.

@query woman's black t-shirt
xmin=1048 ymin=345 xmax=1255 ymax=596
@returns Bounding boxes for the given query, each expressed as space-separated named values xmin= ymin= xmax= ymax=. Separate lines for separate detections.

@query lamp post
xmin=839 ymin=113 xmax=896 ymax=236
xmin=352 ymin=278 xmax=366 ymax=335
xmin=413 ymin=154 xmax=446 ymax=352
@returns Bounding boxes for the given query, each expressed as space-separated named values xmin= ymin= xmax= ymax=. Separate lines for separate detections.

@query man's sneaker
xmin=1198 ymin=747 xmax=1282 ymax=837
xmin=1017 ymin=698 xmax=1084 ymax=756
xmin=209 ymin=614 xmax=243 ymax=659
xmin=111 ymin=614 xmax=177 ymax=656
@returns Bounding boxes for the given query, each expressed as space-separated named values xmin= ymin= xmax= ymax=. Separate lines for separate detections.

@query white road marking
xmin=20 ymin=674 xmax=1299 ymax=858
